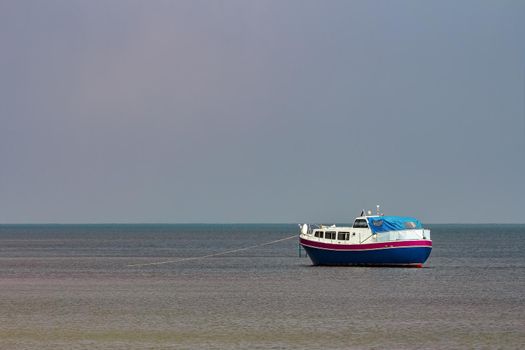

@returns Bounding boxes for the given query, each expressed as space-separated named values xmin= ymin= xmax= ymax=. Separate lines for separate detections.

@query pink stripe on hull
xmin=300 ymin=238 xmax=432 ymax=251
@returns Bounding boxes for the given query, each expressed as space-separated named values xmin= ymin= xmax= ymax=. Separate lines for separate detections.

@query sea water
xmin=0 ymin=224 xmax=523 ymax=349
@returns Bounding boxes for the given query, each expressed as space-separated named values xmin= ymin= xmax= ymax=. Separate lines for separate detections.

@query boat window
xmin=326 ymin=231 xmax=336 ymax=239
xmin=314 ymin=231 xmax=324 ymax=238
xmin=338 ymin=232 xmax=350 ymax=240
xmin=353 ymin=219 xmax=368 ymax=228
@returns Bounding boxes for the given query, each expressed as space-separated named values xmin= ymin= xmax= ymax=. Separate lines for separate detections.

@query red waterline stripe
xmin=300 ymin=238 xmax=432 ymax=251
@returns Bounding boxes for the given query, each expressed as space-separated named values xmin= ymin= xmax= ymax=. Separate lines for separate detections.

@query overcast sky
xmin=1 ymin=0 xmax=524 ymax=223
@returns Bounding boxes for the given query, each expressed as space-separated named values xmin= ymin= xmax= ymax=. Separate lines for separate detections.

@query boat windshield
xmin=353 ymin=219 xmax=368 ymax=228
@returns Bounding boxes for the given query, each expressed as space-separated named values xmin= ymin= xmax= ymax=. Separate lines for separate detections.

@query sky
xmin=1 ymin=0 xmax=524 ymax=224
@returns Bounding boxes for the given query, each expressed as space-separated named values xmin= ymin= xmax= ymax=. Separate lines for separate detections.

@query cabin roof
xmin=367 ymin=216 xmax=422 ymax=233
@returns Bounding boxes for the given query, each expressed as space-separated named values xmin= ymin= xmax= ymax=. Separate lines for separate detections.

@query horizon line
xmin=1 ymin=222 xmax=524 ymax=225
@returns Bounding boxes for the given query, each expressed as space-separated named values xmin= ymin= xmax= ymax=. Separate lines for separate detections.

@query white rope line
xmin=127 ymin=234 xmax=298 ymax=267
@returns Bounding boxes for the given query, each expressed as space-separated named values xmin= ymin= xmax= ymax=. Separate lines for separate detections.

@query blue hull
xmin=302 ymin=245 xmax=432 ymax=266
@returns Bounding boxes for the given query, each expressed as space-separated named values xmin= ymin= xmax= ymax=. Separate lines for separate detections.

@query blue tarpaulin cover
xmin=367 ymin=216 xmax=422 ymax=233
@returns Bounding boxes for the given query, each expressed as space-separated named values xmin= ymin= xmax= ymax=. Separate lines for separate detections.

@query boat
xmin=299 ymin=206 xmax=432 ymax=267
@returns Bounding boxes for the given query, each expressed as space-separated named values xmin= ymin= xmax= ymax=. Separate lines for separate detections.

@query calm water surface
xmin=0 ymin=224 xmax=523 ymax=349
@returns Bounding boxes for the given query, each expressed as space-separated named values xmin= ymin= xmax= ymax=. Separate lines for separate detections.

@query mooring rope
xmin=127 ymin=234 xmax=298 ymax=267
